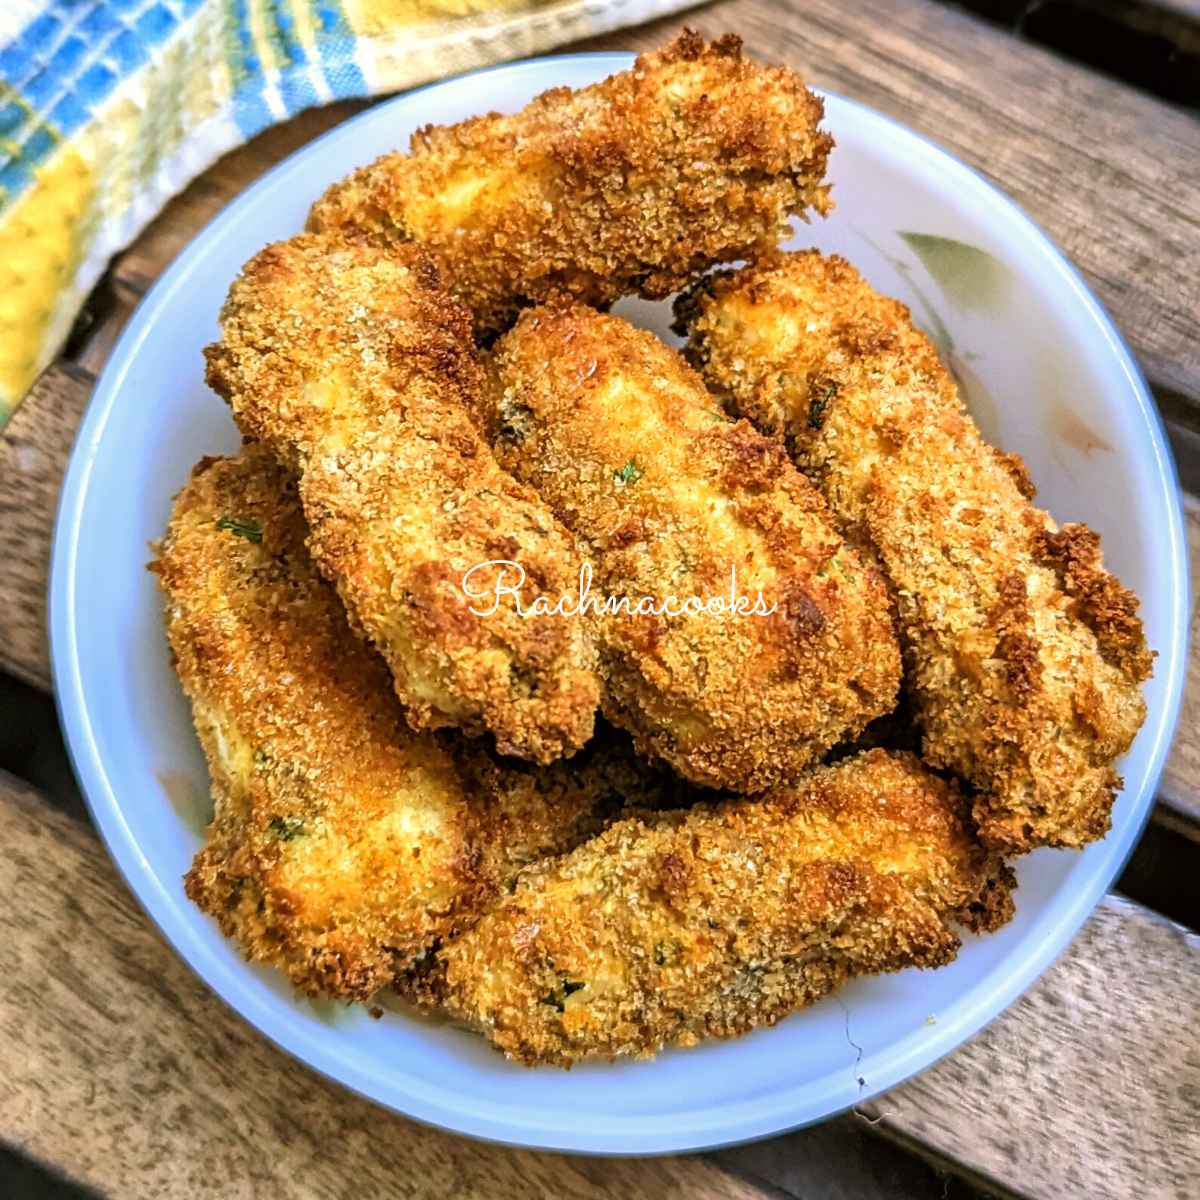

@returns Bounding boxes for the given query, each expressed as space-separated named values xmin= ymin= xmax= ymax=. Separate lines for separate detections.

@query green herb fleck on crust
xmin=216 ymin=516 xmax=262 ymax=543
xmin=822 ymin=550 xmax=855 ymax=583
xmin=268 ymin=816 xmax=305 ymax=841
xmin=614 ymin=459 xmax=644 ymax=486
xmin=654 ymin=940 xmax=680 ymax=966
xmin=808 ymin=382 xmax=838 ymax=430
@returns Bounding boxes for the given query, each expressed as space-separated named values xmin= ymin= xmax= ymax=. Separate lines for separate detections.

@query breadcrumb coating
xmin=153 ymin=447 xmax=668 ymax=1002
xmin=426 ymin=750 xmax=1014 ymax=1065
xmin=205 ymin=233 xmax=601 ymax=763
xmin=307 ymin=30 xmax=833 ymax=339
xmin=676 ymin=250 xmax=1152 ymax=851
xmin=481 ymin=303 xmax=900 ymax=792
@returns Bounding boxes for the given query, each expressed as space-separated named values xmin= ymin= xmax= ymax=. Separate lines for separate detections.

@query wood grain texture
xmin=3 ymin=770 xmax=1195 ymax=1200
xmin=0 ymin=772 xmax=768 ymax=1200
xmin=0 ymin=364 xmax=93 ymax=690
xmin=858 ymin=894 xmax=1200 ymax=1199
xmin=581 ymin=0 xmax=1200 ymax=411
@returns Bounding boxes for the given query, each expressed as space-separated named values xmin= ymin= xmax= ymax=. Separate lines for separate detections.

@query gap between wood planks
xmin=945 ymin=0 xmax=1200 ymax=111
xmin=1 ymin=770 xmax=1195 ymax=1200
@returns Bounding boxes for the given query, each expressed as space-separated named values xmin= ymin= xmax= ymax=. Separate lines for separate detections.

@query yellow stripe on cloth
xmin=343 ymin=0 xmax=558 ymax=30
xmin=0 ymin=144 xmax=94 ymax=412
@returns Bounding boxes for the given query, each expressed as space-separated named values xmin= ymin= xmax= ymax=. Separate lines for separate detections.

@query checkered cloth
xmin=0 ymin=0 xmax=693 ymax=423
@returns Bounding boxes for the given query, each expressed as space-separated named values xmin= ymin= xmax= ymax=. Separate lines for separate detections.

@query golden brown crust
xmin=307 ymin=31 xmax=833 ymax=338
xmin=152 ymin=448 xmax=660 ymax=1001
xmin=482 ymin=303 xmax=901 ymax=792
xmin=1032 ymin=523 xmax=1152 ymax=679
xmin=677 ymin=250 xmax=1152 ymax=852
xmin=425 ymin=750 xmax=1013 ymax=1065
xmin=205 ymin=233 xmax=601 ymax=763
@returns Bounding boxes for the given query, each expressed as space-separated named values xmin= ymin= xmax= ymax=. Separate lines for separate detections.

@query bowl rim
xmin=48 ymin=51 xmax=1190 ymax=1155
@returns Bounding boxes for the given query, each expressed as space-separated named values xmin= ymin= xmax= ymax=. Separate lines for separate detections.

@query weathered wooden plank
xmin=858 ymin=894 xmax=1200 ymax=1199
xmin=715 ymin=1114 xmax=995 ymax=1199
xmin=0 ymin=363 xmax=93 ymax=691
xmin=0 ymin=772 xmax=770 ymax=1200
xmin=1163 ymin=411 xmax=1200 ymax=496
xmin=3 ymin=769 xmax=1194 ymax=1200
xmin=582 ymin=0 xmax=1200 ymax=412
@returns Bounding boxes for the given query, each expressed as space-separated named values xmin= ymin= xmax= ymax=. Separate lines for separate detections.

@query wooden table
xmin=2 ymin=3 xmax=1198 ymax=1197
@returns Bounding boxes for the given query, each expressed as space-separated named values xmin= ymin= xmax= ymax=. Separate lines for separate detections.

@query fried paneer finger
xmin=153 ymin=448 xmax=660 ymax=1001
xmin=481 ymin=303 xmax=900 ymax=792
xmin=677 ymin=251 xmax=1152 ymax=851
xmin=307 ymin=31 xmax=833 ymax=339
xmin=427 ymin=750 xmax=1014 ymax=1065
xmin=205 ymin=234 xmax=600 ymax=763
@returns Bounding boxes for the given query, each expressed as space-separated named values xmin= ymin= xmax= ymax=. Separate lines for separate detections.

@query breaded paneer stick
xmin=676 ymin=251 xmax=1152 ymax=851
xmin=481 ymin=303 xmax=900 ymax=792
xmin=307 ymin=31 xmax=833 ymax=339
xmin=153 ymin=448 xmax=661 ymax=1001
xmin=427 ymin=750 xmax=1014 ymax=1065
xmin=205 ymin=234 xmax=600 ymax=763
xmin=449 ymin=717 xmax=693 ymax=889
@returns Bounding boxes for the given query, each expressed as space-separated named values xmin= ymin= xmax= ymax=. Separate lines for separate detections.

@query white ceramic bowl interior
xmin=50 ymin=53 xmax=1188 ymax=1154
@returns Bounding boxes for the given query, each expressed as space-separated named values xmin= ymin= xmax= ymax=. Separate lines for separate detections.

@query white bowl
xmin=49 ymin=53 xmax=1189 ymax=1154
